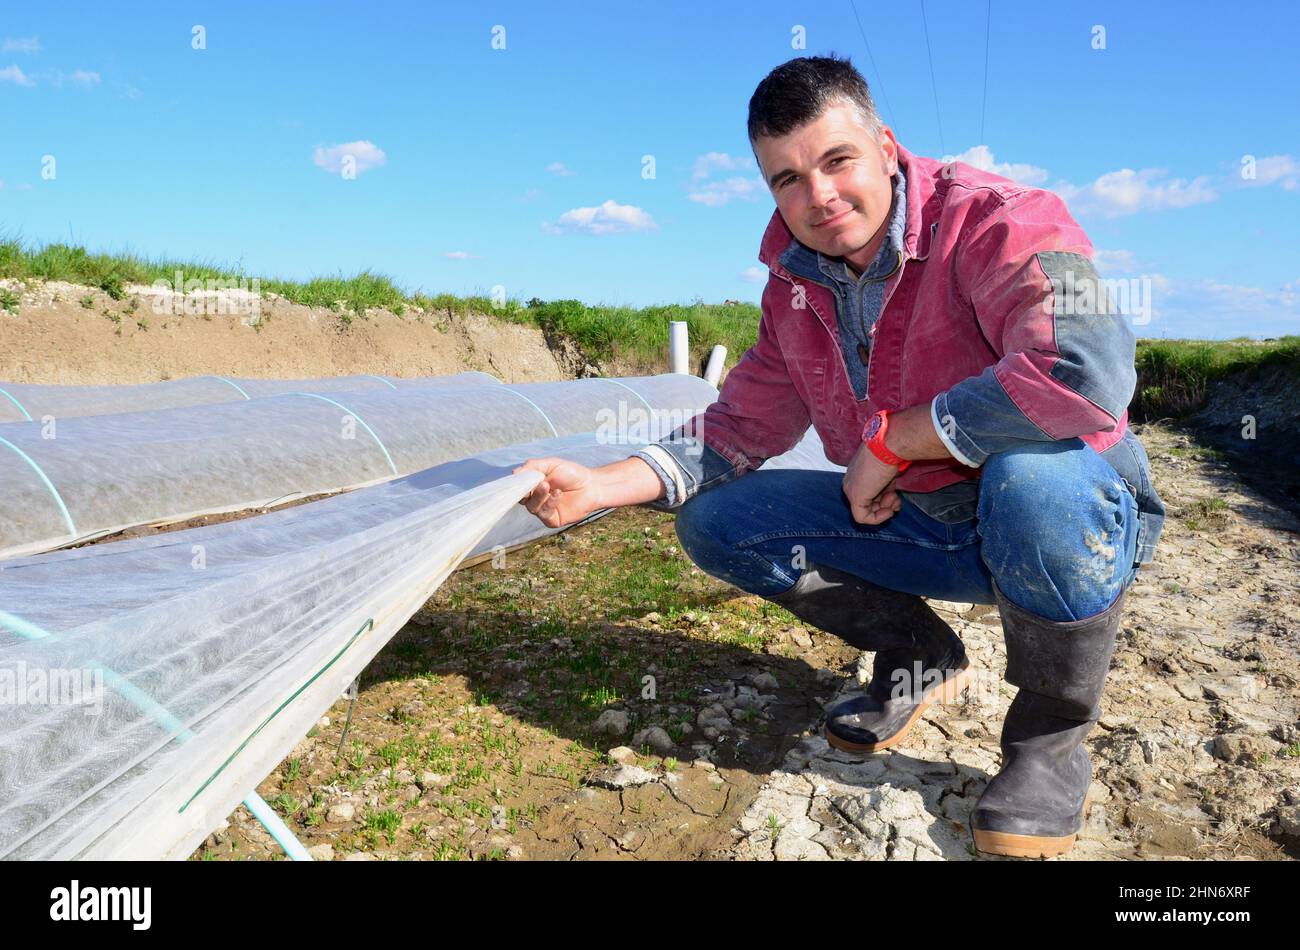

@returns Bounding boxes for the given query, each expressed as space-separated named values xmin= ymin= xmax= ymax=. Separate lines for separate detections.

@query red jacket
xmin=635 ymin=143 xmax=1163 ymax=562
xmin=692 ymin=143 xmax=1135 ymax=490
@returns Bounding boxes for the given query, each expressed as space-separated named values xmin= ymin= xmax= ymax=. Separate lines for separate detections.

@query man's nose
xmin=808 ymin=171 xmax=837 ymax=208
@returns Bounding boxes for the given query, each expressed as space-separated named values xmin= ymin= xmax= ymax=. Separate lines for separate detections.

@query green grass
xmin=0 ymin=288 xmax=18 ymax=314
xmin=1134 ymin=336 xmax=1300 ymax=420
xmin=1180 ymin=497 xmax=1231 ymax=532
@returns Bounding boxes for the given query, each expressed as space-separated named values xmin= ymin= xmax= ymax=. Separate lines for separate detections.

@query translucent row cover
xmin=0 ymin=374 xmax=721 ymax=559
xmin=0 ymin=372 xmax=840 ymax=859
xmin=0 ymin=371 xmax=500 ymax=423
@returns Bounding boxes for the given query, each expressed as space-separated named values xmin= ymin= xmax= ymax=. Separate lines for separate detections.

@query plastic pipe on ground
xmin=703 ymin=345 xmax=727 ymax=387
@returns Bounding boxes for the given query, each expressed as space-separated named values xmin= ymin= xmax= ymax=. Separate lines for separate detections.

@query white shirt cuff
xmin=931 ymin=396 xmax=980 ymax=469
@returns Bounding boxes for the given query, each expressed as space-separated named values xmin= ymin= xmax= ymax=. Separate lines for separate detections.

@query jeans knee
xmin=977 ymin=440 xmax=1137 ymax=620
xmin=673 ymin=489 xmax=737 ymax=578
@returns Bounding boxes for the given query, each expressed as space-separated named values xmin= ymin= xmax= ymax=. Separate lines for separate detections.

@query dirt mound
xmin=0 ymin=279 xmax=572 ymax=385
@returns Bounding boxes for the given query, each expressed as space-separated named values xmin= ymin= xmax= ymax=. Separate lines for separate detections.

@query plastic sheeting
xmin=0 ymin=413 xmax=839 ymax=860
xmin=0 ymin=371 xmax=501 ymax=423
xmin=0 ymin=366 xmax=842 ymax=862
xmin=0 ymin=374 xmax=720 ymax=559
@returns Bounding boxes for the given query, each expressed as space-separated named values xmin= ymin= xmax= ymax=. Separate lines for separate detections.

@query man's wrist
xmin=862 ymin=410 xmax=911 ymax=471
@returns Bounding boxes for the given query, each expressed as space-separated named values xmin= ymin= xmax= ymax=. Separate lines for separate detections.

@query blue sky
xmin=1 ymin=1 xmax=1296 ymax=338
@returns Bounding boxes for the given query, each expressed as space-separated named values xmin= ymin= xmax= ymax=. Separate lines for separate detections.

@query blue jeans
xmin=673 ymin=440 xmax=1140 ymax=622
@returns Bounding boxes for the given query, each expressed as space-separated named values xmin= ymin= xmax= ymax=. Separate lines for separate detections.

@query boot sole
xmin=971 ymin=794 xmax=1093 ymax=859
xmin=824 ymin=660 xmax=973 ymax=754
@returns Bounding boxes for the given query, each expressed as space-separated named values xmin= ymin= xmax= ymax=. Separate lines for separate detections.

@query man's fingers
xmin=522 ymin=478 xmax=553 ymax=514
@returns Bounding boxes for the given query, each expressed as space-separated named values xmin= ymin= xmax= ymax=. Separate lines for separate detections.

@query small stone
xmin=307 ymin=843 xmax=335 ymax=862
xmin=491 ymin=804 xmax=508 ymax=830
xmin=632 ymin=726 xmax=674 ymax=754
xmin=608 ymin=746 xmax=638 ymax=765
xmin=418 ymin=772 xmax=451 ymax=790
xmin=326 ymin=802 xmax=355 ymax=822
xmin=1274 ymin=806 xmax=1300 ymax=838
xmin=593 ymin=709 xmax=630 ymax=736
xmin=1211 ymin=731 xmax=1280 ymax=763
xmin=585 ymin=765 xmax=659 ymax=790
xmin=617 ymin=828 xmax=646 ymax=852
xmin=1139 ymin=735 xmax=1160 ymax=765
xmin=749 ymin=671 xmax=779 ymax=690
xmin=343 ymin=851 xmax=375 ymax=861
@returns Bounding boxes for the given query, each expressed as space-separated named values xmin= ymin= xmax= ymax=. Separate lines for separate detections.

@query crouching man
xmin=516 ymin=55 xmax=1165 ymax=858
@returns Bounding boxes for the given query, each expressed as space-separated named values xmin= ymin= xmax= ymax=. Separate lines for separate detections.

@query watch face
xmin=864 ymin=413 xmax=882 ymax=441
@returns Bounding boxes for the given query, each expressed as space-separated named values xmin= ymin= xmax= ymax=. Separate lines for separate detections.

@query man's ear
xmin=878 ymin=126 xmax=899 ymax=175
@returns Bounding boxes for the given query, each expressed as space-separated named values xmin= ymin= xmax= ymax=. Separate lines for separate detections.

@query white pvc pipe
xmin=669 ymin=321 xmax=689 ymax=374
xmin=703 ymin=345 xmax=727 ymax=387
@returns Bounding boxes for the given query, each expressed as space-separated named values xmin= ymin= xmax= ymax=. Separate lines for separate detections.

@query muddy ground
xmin=199 ymin=424 xmax=1299 ymax=862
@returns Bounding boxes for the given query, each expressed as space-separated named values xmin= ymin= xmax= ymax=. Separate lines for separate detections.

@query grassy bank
xmin=0 ymin=238 xmax=762 ymax=371
xmin=1133 ymin=336 xmax=1300 ymax=420
xmin=5 ymin=238 xmax=1297 ymax=414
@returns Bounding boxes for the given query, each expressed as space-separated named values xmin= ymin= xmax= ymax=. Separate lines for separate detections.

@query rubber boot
xmin=767 ymin=561 xmax=971 ymax=754
xmin=970 ymin=582 xmax=1126 ymax=858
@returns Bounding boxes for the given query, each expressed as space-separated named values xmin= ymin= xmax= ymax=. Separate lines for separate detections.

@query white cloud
xmin=543 ymin=200 xmax=657 ymax=236
xmin=688 ymin=176 xmax=766 ymax=207
xmin=1138 ymin=273 xmax=1300 ymax=339
xmin=312 ymin=140 xmax=387 ymax=176
xmin=692 ymin=151 xmax=756 ymax=181
xmin=0 ymin=64 xmax=34 ymax=87
xmin=444 ymin=251 xmax=480 ymax=260
xmin=688 ymin=151 xmax=765 ymax=207
xmin=740 ymin=266 xmax=768 ymax=284
xmin=1092 ymin=249 xmax=1140 ymax=274
xmin=1241 ymin=154 xmax=1299 ymax=191
xmin=943 ymin=145 xmax=1049 ymax=186
xmin=1056 ymin=168 xmax=1218 ymax=217
xmin=68 ymin=69 xmax=100 ymax=87
xmin=948 ymin=145 xmax=1225 ymax=218
xmin=1 ymin=37 xmax=40 ymax=54
xmin=545 ymin=162 xmax=574 ymax=177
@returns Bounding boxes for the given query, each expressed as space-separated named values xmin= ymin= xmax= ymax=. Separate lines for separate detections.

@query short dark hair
xmin=747 ymin=54 xmax=882 ymax=144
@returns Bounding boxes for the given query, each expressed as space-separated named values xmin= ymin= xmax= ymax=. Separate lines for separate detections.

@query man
xmin=516 ymin=55 xmax=1165 ymax=859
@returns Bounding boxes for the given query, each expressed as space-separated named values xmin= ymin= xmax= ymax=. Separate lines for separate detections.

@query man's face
xmin=753 ymin=102 xmax=899 ymax=269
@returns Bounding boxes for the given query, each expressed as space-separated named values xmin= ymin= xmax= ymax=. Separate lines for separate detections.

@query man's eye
xmin=829 ymin=157 xmax=848 ymax=168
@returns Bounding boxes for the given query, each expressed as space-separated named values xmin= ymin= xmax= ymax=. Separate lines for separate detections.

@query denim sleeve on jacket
xmin=933 ymin=189 xmax=1137 ymax=468
xmin=632 ymin=283 xmax=812 ymax=510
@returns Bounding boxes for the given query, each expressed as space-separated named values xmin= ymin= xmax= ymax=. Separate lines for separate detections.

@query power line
xmin=919 ymin=0 xmax=947 ymax=155
xmin=848 ymin=0 xmax=897 ymax=128
xmin=980 ymin=0 xmax=992 ymax=145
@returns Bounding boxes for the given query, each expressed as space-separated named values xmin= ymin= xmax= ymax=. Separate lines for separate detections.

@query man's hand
xmin=842 ymin=441 xmax=902 ymax=525
xmin=514 ymin=457 xmax=604 ymax=529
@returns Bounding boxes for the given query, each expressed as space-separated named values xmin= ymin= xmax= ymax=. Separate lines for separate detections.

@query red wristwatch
xmin=862 ymin=409 xmax=912 ymax=471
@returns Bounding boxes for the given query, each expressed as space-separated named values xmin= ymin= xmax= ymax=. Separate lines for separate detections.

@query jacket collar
xmin=758 ymin=142 xmax=939 ymax=278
